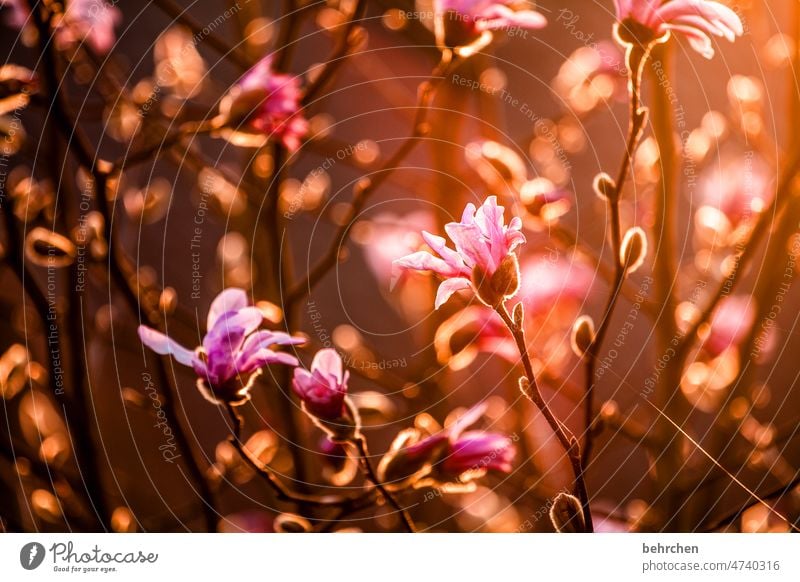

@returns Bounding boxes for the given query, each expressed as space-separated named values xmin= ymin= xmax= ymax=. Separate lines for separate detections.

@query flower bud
xmin=593 ymin=172 xmax=616 ymax=201
xmin=549 ymin=492 xmax=586 ymax=533
xmin=620 ymin=226 xmax=647 ymax=274
xmin=273 ymin=513 xmax=313 ymax=533
xmin=472 ymin=253 xmax=520 ymax=307
xmin=571 ymin=315 xmax=596 ymax=357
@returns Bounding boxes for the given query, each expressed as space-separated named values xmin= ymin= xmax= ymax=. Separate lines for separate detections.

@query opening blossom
xmin=216 ymin=55 xmax=308 ymax=152
xmin=613 ymin=0 xmax=744 ymax=59
xmin=378 ymin=402 xmax=516 ymax=489
xmin=56 ymin=0 xmax=122 ymax=55
xmin=392 ymin=196 xmax=526 ymax=309
xmin=434 ymin=0 xmax=547 ymax=53
xmin=138 ymin=288 xmax=303 ymax=405
xmin=292 ymin=348 xmax=359 ymax=441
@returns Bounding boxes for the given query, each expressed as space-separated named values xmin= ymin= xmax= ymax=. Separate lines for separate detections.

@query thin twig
xmin=224 ymin=404 xmax=374 ymax=508
xmin=285 ymin=51 xmax=458 ymax=308
xmin=494 ymin=304 xmax=594 ymax=532
xmin=301 ymin=0 xmax=368 ymax=106
xmin=353 ymin=435 xmax=416 ymax=532
xmin=582 ymin=44 xmax=649 ymax=466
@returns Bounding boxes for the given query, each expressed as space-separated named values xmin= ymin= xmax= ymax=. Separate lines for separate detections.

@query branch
xmin=495 ymin=303 xmax=594 ymax=532
xmin=285 ymin=51 xmax=458 ymax=308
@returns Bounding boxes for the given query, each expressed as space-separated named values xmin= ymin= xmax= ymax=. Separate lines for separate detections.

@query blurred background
xmin=0 ymin=0 xmax=798 ymax=532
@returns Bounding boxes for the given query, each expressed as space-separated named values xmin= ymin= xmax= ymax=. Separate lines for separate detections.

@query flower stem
xmin=494 ymin=304 xmax=594 ymax=532
xmin=352 ymin=436 xmax=417 ymax=532
xmin=582 ymin=43 xmax=650 ymax=466
xmin=225 ymin=404 xmax=374 ymax=509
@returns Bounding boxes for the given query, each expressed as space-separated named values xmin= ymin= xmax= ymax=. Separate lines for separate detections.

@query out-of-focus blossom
xmin=702 ymin=295 xmax=755 ymax=358
xmin=613 ymin=0 xmax=743 ymax=59
xmin=517 ymin=254 xmax=593 ymax=317
xmin=356 ymin=211 xmax=436 ymax=284
xmin=434 ymin=305 xmax=516 ymax=370
xmin=393 ymin=196 xmax=526 ymax=309
xmin=138 ymin=288 xmax=303 ymax=405
xmin=0 ymin=0 xmax=28 ymax=30
xmin=292 ymin=348 xmax=349 ymax=421
xmin=552 ymin=42 xmax=627 ymax=115
xmin=56 ymin=0 xmax=122 ymax=55
xmin=695 ymin=155 xmax=771 ymax=245
xmin=378 ymin=402 xmax=516 ymax=489
xmin=681 ymin=295 xmax=757 ymax=412
xmin=435 ymin=0 xmax=546 ymax=54
xmin=216 ymin=55 xmax=308 ymax=152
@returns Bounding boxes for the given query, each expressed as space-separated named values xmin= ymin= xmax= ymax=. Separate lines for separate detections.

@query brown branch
xmin=582 ymin=44 xmax=650 ymax=466
xmin=494 ymin=304 xmax=594 ymax=532
xmin=285 ymin=51 xmax=458 ymax=308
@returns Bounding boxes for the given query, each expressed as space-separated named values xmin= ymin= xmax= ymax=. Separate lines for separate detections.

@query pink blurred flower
xmin=393 ymin=196 xmax=526 ymax=309
xmin=138 ymin=288 xmax=302 ymax=405
xmin=614 ymin=0 xmax=743 ymax=59
xmin=699 ymin=156 xmax=771 ymax=228
xmin=518 ymin=254 xmax=593 ymax=317
xmin=378 ymin=402 xmax=516 ymax=487
xmin=358 ymin=211 xmax=436 ymax=284
xmin=217 ymin=55 xmax=308 ymax=152
xmin=703 ymin=295 xmax=755 ymax=357
xmin=442 ymin=430 xmax=516 ymax=476
xmin=292 ymin=348 xmax=349 ymax=421
xmin=436 ymin=0 xmax=546 ymax=50
xmin=57 ymin=0 xmax=122 ymax=55
xmin=0 ymin=0 xmax=28 ymax=29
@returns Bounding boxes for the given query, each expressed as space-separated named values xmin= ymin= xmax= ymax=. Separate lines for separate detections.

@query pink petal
xmin=137 ymin=326 xmax=195 ymax=367
xmin=311 ymin=348 xmax=344 ymax=384
xmin=435 ymin=277 xmax=472 ymax=309
xmin=207 ymin=288 xmax=250 ymax=330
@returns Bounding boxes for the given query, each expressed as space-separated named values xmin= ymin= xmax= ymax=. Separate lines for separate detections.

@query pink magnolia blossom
xmin=57 ymin=0 xmax=122 ymax=55
xmin=138 ymin=288 xmax=303 ymax=405
xmin=392 ymin=196 xmax=526 ymax=309
xmin=699 ymin=156 xmax=771 ymax=228
xmin=292 ymin=348 xmax=349 ymax=421
xmin=436 ymin=0 xmax=546 ymax=49
xmin=518 ymin=254 xmax=593 ymax=317
xmin=0 ymin=0 xmax=28 ymax=29
xmin=614 ymin=0 xmax=743 ymax=59
xmin=378 ymin=402 xmax=516 ymax=487
xmin=703 ymin=295 xmax=755 ymax=357
xmin=217 ymin=55 xmax=308 ymax=152
xmin=441 ymin=430 xmax=516 ymax=476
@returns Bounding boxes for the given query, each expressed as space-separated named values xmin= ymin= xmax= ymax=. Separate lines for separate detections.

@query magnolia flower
xmin=378 ymin=402 xmax=516 ymax=489
xmin=435 ymin=0 xmax=547 ymax=52
xmin=441 ymin=430 xmax=516 ymax=476
xmin=138 ymin=288 xmax=303 ymax=405
xmin=57 ymin=0 xmax=122 ymax=55
xmin=392 ymin=196 xmax=526 ymax=309
xmin=216 ymin=55 xmax=308 ymax=152
xmin=292 ymin=348 xmax=349 ymax=420
xmin=613 ymin=0 xmax=744 ymax=59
